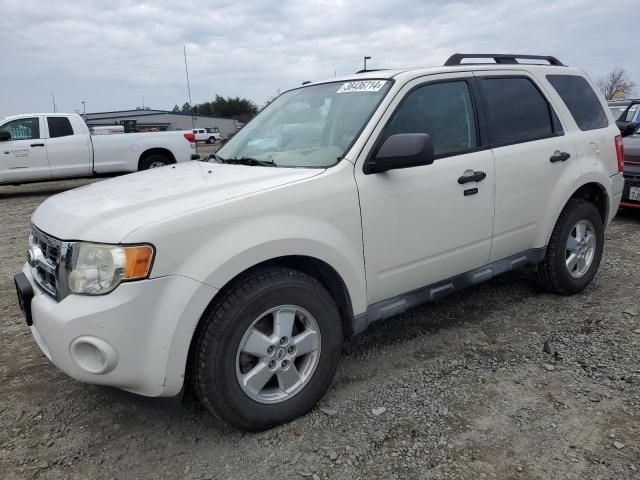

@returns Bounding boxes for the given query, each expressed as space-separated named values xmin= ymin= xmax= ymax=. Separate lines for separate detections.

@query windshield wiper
xmin=219 ymin=156 xmax=277 ymax=167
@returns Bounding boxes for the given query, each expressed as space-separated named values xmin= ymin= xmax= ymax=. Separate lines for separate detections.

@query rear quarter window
xmin=546 ymin=75 xmax=609 ymax=131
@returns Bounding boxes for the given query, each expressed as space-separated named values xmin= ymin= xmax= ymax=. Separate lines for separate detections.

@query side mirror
xmin=366 ymin=133 xmax=434 ymax=174
xmin=618 ymin=121 xmax=639 ymax=137
xmin=0 ymin=131 xmax=11 ymax=141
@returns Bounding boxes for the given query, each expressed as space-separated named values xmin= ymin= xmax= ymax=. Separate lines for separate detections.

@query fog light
xmin=70 ymin=337 xmax=118 ymax=374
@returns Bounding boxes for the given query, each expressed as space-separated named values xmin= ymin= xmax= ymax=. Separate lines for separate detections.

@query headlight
xmin=68 ymin=243 xmax=155 ymax=295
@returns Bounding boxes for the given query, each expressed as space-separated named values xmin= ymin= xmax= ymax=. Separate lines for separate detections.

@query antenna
xmin=51 ymin=92 xmax=57 ymax=113
xmin=183 ymin=45 xmax=195 ymax=129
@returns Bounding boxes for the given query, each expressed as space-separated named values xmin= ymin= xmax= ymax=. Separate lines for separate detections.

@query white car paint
xmin=0 ymin=113 xmax=196 ymax=184
xmin=20 ymin=63 xmax=624 ymax=398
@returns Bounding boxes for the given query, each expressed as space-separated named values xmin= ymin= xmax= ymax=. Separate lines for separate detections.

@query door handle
xmin=550 ymin=151 xmax=570 ymax=163
xmin=458 ymin=170 xmax=486 ymax=184
xmin=30 ymin=143 xmax=45 ymax=147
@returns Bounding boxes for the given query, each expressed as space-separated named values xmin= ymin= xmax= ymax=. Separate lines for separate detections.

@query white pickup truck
xmin=193 ymin=127 xmax=221 ymax=144
xmin=0 ymin=113 xmax=199 ymax=185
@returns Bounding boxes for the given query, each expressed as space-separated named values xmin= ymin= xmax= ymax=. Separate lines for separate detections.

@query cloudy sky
xmin=1 ymin=0 xmax=638 ymax=117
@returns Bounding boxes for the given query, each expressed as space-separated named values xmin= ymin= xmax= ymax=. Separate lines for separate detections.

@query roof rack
xmin=355 ymin=68 xmax=389 ymax=74
xmin=444 ymin=53 xmax=565 ymax=67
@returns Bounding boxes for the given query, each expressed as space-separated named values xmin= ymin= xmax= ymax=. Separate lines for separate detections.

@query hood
xmin=32 ymin=161 xmax=322 ymax=242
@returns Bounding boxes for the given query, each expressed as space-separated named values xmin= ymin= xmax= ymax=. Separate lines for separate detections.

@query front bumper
xmin=19 ymin=264 xmax=217 ymax=397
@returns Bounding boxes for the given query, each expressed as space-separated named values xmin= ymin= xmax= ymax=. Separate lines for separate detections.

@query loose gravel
xmin=1 ymin=178 xmax=639 ymax=480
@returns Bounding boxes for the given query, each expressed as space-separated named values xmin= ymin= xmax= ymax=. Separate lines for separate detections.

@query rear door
xmin=45 ymin=116 xmax=92 ymax=178
xmin=473 ymin=71 xmax=575 ymax=261
xmin=0 ymin=117 xmax=50 ymax=183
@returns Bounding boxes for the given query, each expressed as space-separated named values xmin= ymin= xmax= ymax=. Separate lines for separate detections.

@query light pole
xmin=81 ymin=101 xmax=86 ymax=115
xmin=363 ymin=56 xmax=371 ymax=71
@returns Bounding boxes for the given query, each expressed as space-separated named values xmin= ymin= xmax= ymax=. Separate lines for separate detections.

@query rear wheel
xmin=139 ymin=154 xmax=171 ymax=170
xmin=206 ymin=136 xmax=216 ymax=144
xmin=192 ymin=267 xmax=343 ymax=431
xmin=536 ymin=199 xmax=604 ymax=294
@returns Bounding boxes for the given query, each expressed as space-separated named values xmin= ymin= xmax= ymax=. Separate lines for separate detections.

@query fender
xmin=537 ymin=166 xmax=611 ymax=248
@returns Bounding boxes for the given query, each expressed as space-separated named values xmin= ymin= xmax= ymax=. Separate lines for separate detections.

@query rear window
xmin=48 ymin=117 xmax=74 ymax=138
xmin=480 ymin=77 xmax=557 ymax=145
xmin=546 ymin=75 xmax=609 ymax=131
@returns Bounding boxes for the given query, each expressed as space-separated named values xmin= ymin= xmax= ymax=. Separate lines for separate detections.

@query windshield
xmin=216 ymin=80 xmax=392 ymax=168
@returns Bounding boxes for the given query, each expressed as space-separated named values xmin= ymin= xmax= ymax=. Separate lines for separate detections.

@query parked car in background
xmin=608 ymin=99 xmax=640 ymax=136
xmin=0 ymin=113 xmax=199 ymax=185
xmin=14 ymin=54 xmax=624 ymax=431
xmin=621 ymin=125 xmax=640 ymax=208
xmin=193 ymin=127 xmax=221 ymax=144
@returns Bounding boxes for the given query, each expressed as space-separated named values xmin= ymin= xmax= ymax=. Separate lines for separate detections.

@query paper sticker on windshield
xmin=337 ymin=80 xmax=387 ymax=94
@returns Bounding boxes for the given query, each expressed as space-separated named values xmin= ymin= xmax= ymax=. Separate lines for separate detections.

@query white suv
xmin=15 ymin=54 xmax=625 ymax=430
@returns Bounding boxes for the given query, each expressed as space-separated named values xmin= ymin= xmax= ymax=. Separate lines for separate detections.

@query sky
xmin=1 ymin=0 xmax=638 ymax=118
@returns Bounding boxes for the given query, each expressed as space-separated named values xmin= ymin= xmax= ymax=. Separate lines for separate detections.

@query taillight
xmin=183 ymin=132 xmax=196 ymax=143
xmin=614 ymin=135 xmax=624 ymax=173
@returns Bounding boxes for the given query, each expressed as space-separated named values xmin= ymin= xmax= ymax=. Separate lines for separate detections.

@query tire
xmin=139 ymin=154 xmax=171 ymax=170
xmin=536 ymin=198 xmax=604 ymax=295
xmin=192 ymin=267 xmax=343 ymax=431
xmin=206 ymin=137 xmax=215 ymax=144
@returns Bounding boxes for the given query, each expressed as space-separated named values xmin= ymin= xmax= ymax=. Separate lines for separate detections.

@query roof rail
xmin=444 ymin=53 xmax=565 ymax=67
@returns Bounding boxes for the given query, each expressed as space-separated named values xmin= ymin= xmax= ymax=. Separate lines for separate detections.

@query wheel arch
xmin=542 ymin=179 xmax=609 ymax=247
xmin=138 ymin=148 xmax=176 ymax=169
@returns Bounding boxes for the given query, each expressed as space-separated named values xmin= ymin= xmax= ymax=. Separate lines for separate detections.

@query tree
xmin=181 ymin=102 xmax=192 ymax=113
xmin=172 ymin=104 xmax=180 ymax=112
xmin=193 ymin=95 xmax=258 ymax=122
xmin=596 ymin=68 xmax=636 ymax=100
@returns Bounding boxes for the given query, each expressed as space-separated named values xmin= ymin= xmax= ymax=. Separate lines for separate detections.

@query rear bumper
xmin=610 ymin=172 xmax=625 ymax=220
xmin=620 ymin=170 xmax=639 ymax=208
xmin=21 ymin=264 xmax=217 ymax=397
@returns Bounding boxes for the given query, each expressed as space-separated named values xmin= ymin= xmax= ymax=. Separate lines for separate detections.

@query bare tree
xmin=596 ymin=68 xmax=636 ymax=100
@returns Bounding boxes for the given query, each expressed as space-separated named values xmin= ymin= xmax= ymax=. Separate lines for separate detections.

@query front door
xmin=355 ymin=74 xmax=495 ymax=305
xmin=0 ymin=117 xmax=50 ymax=183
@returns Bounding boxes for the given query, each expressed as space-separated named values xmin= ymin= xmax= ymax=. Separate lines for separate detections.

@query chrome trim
xmin=28 ymin=225 xmax=74 ymax=302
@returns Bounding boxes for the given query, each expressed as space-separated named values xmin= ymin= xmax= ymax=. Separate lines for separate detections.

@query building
xmin=84 ymin=108 xmax=241 ymax=137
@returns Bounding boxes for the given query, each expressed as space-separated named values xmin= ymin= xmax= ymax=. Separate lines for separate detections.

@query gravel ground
xmin=1 ymin=178 xmax=639 ymax=480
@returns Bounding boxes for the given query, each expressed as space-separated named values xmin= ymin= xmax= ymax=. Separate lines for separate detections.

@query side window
xmin=384 ymin=81 xmax=478 ymax=157
xmin=625 ymin=104 xmax=639 ymax=122
xmin=0 ymin=117 xmax=40 ymax=140
xmin=546 ymin=75 xmax=609 ymax=131
xmin=481 ymin=77 xmax=557 ymax=145
xmin=48 ymin=117 xmax=74 ymax=138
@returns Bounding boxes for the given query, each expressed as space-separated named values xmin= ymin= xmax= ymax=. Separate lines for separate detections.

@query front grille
xmin=29 ymin=226 xmax=63 ymax=300
xmin=623 ymin=174 xmax=640 ymax=204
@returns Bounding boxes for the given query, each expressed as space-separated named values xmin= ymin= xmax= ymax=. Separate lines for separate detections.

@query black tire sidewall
xmin=196 ymin=271 xmax=342 ymax=430
xmin=550 ymin=201 xmax=604 ymax=293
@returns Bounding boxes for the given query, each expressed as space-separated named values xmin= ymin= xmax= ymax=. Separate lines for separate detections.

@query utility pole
xmin=183 ymin=45 xmax=195 ymax=129
xmin=363 ymin=56 xmax=371 ymax=71
xmin=51 ymin=92 xmax=57 ymax=113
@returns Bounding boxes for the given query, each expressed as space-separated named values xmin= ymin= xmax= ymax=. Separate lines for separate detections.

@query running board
xmin=352 ymin=248 xmax=545 ymax=334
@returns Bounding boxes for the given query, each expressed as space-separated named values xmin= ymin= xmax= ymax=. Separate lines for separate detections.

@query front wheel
xmin=192 ymin=268 xmax=343 ymax=431
xmin=536 ymin=199 xmax=604 ymax=295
